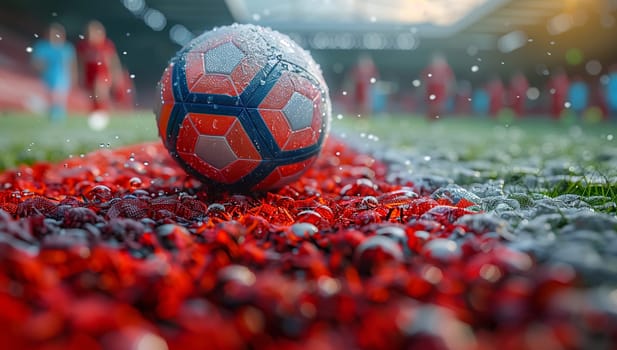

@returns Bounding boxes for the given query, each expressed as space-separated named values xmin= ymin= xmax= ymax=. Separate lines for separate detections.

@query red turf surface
xmin=0 ymin=139 xmax=613 ymax=349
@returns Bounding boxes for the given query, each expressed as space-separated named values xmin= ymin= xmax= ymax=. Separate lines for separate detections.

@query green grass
xmin=334 ymin=114 xmax=617 ymax=212
xmin=0 ymin=111 xmax=158 ymax=170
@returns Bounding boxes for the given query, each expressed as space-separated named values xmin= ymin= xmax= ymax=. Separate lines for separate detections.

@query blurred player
xmin=112 ymin=67 xmax=135 ymax=110
xmin=547 ymin=68 xmax=570 ymax=120
xmin=471 ymin=86 xmax=490 ymax=116
xmin=509 ymin=72 xmax=529 ymax=117
xmin=568 ymin=75 xmax=589 ymax=118
xmin=77 ymin=20 xmax=122 ymax=123
xmin=32 ymin=23 xmax=76 ymax=122
xmin=422 ymin=54 xmax=455 ymax=120
xmin=454 ymin=80 xmax=472 ymax=115
xmin=351 ymin=55 xmax=378 ymax=116
xmin=607 ymin=64 xmax=617 ymax=119
xmin=486 ymin=76 xmax=505 ymax=117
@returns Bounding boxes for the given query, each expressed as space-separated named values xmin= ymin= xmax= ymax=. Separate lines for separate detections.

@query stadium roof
xmin=224 ymin=0 xmax=505 ymax=36
xmin=2 ymin=0 xmax=616 ymax=103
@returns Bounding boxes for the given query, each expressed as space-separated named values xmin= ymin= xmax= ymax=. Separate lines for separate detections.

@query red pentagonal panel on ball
xmin=290 ymin=72 xmax=321 ymax=102
xmin=252 ymin=156 xmax=318 ymax=191
xmin=175 ymin=115 xmax=200 ymax=154
xmin=188 ymin=113 xmax=236 ymax=136
xmin=258 ymin=72 xmax=295 ymax=110
xmin=191 ymin=75 xmax=239 ymax=97
xmin=184 ymin=53 xmax=204 ymax=90
xmin=230 ymin=56 xmax=265 ymax=96
xmin=221 ymin=158 xmax=261 ymax=183
xmin=185 ymin=50 xmax=239 ymax=97
xmin=156 ymin=64 xmax=175 ymax=144
xmin=260 ymin=109 xmax=292 ymax=149
xmin=225 ymin=120 xmax=261 ymax=161
xmin=283 ymin=128 xmax=316 ymax=151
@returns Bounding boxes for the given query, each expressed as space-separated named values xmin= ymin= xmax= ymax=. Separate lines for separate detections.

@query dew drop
xmin=129 ymin=177 xmax=142 ymax=189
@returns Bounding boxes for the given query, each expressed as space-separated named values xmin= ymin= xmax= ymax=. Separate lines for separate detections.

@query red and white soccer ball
xmin=155 ymin=24 xmax=331 ymax=191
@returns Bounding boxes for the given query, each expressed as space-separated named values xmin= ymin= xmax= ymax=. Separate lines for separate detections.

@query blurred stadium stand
xmin=1 ymin=0 xmax=616 ymax=112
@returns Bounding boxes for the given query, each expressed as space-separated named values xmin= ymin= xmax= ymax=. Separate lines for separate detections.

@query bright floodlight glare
xmin=547 ymin=13 xmax=574 ymax=35
xmin=144 ymin=8 xmax=167 ymax=31
xmin=526 ymin=87 xmax=540 ymax=101
xmin=585 ymin=60 xmax=602 ymax=76
xmin=395 ymin=33 xmax=418 ymax=50
xmin=225 ymin=0 xmax=493 ymax=27
xmin=310 ymin=32 xmax=330 ymax=49
xmin=122 ymin=0 xmax=145 ymax=14
xmin=363 ymin=33 xmax=385 ymax=50
xmin=498 ymin=30 xmax=527 ymax=53
xmin=334 ymin=33 xmax=355 ymax=49
xmin=169 ymin=24 xmax=194 ymax=46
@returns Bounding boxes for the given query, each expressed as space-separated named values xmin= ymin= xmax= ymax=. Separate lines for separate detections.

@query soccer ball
xmin=155 ymin=24 xmax=331 ymax=191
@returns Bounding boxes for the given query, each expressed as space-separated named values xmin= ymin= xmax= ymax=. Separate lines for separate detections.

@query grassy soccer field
xmin=0 ymin=112 xmax=158 ymax=170
xmin=2 ymin=112 xmax=616 ymax=209
xmin=337 ymin=115 xmax=617 ymax=210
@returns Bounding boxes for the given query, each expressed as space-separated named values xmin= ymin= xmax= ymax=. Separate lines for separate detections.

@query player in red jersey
xmin=112 ymin=67 xmax=135 ymax=110
xmin=486 ymin=76 xmax=505 ymax=117
xmin=422 ymin=54 xmax=455 ymax=120
xmin=509 ymin=72 xmax=529 ymax=117
xmin=76 ymin=20 xmax=122 ymax=117
xmin=547 ymin=68 xmax=570 ymax=120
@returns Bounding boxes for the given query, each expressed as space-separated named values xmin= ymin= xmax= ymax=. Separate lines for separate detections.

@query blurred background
xmin=1 ymin=0 xmax=617 ymax=119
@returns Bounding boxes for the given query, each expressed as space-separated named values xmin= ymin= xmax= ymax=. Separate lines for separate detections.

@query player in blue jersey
xmin=32 ymin=23 xmax=76 ymax=122
xmin=607 ymin=64 xmax=617 ymax=119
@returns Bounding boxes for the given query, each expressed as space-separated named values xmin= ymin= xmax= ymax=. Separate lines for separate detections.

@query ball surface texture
xmin=155 ymin=24 xmax=331 ymax=191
